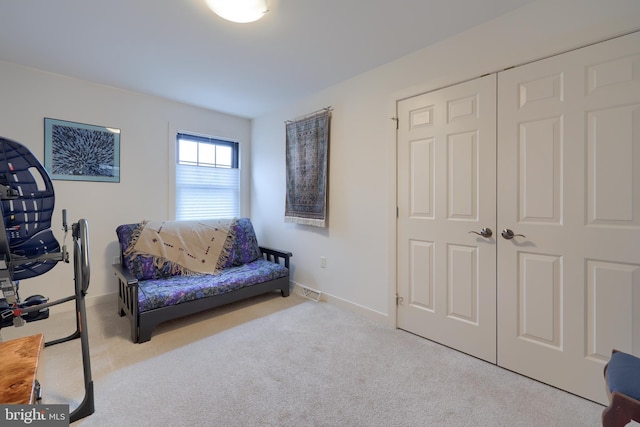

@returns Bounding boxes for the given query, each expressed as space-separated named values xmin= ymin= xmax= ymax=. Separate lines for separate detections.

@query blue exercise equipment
xmin=0 ymin=136 xmax=94 ymax=422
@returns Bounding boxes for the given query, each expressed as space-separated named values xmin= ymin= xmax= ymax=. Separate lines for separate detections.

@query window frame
xmin=174 ymin=132 xmax=241 ymax=221
xmin=176 ymin=132 xmax=239 ymax=169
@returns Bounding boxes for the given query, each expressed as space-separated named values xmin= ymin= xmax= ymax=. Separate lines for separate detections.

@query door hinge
xmin=396 ymin=293 xmax=403 ymax=305
xmin=391 ymin=116 xmax=399 ymax=130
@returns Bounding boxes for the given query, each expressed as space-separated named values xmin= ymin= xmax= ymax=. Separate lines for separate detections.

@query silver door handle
xmin=501 ymin=229 xmax=525 ymax=240
xmin=469 ymin=227 xmax=493 ymax=238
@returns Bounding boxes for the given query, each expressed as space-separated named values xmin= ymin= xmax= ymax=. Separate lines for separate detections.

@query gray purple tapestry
xmin=285 ymin=110 xmax=331 ymax=227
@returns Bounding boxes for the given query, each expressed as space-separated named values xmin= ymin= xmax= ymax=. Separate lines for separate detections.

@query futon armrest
xmin=112 ymin=263 xmax=139 ymax=287
xmin=259 ymin=246 xmax=293 ymax=269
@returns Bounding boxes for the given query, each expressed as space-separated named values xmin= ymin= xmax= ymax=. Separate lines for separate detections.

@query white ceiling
xmin=0 ymin=0 xmax=535 ymax=118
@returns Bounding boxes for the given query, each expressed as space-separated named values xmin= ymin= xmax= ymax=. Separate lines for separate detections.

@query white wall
xmin=0 ymin=62 xmax=251 ymax=311
xmin=250 ymin=0 xmax=640 ymax=323
xmin=1 ymin=0 xmax=638 ymax=322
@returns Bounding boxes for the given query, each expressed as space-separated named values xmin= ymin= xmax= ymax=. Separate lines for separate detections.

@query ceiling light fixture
xmin=205 ymin=0 xmax=269 ymax=24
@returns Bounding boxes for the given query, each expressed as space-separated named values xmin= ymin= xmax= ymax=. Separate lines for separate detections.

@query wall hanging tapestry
xmin=285 ymin=108 xmax=331 ymax=227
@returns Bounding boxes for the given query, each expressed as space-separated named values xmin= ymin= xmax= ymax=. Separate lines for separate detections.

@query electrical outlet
xmin=320 ymin=256 xmax=327 ymax=268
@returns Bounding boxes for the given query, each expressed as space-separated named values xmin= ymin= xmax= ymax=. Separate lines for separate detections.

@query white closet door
xmin=397 ymin=75 xmax=497 ymax=363
xmin=497 ymin=31 xmax=640 ymax=405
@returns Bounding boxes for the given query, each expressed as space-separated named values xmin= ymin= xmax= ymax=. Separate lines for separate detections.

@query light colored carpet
xmin=1 ymin=292 xmax=606 ymax=426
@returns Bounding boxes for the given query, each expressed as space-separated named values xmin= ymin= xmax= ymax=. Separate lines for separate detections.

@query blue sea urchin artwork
xmin=44 ymin=118 xmax=120 ymax=182
xmin=51 ymin=125 xmax=115 ymax=176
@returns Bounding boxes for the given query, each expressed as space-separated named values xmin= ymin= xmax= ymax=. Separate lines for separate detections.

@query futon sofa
xmin=113 ymin=218 xmax=292 ymax=343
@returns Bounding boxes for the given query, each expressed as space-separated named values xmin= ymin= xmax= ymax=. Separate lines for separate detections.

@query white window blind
xmin=175 ymin=133 xmax=240 ymax=220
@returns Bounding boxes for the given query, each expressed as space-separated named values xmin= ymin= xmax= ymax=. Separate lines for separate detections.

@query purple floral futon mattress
xmin=116 ymin=218 xmax=288 ymax=313
xmin=135 ymin=260 xmax=287 ymax=312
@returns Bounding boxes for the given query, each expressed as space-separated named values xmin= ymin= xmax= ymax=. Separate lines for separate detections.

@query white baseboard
xmin=292 ymin=282 xmax=389 ymax=326
xmin=49 ymin=292 xmax=115 ymax=315
xmin=85 ymin=293 xmax=115 ymax=308
xmin=55 ymin=285 xmax=390 ymax=328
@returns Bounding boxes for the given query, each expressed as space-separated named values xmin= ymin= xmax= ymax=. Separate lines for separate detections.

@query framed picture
xmin=44 ymin=118 xmax=120 ymax=182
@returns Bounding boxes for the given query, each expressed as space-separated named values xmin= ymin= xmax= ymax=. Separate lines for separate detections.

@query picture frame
xmin=44 ymin=118 xmax=120 ymax=182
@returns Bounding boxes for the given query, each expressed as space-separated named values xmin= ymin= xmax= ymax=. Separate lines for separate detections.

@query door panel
xmin=497 ymin=31 xmax=640 ymax=405
xmin=588 ymin=105 xmax=639 ymax=224
xmin=397 ymin=75 xmax=497 ymax=363
xmin=518 ymin=117 xmax=562 ymax=223
xmin=397 ymin=31 xmax=640 ymax=405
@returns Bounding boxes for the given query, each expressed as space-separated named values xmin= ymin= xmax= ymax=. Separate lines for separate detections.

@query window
xmin=175 ymin=132 xmax=240 ymax=220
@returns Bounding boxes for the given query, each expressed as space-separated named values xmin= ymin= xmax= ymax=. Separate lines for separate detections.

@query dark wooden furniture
xmin=602 ymin=349 xmax=640 ymax=427
xmin=114 ymin=246 xmax=292 ymax=343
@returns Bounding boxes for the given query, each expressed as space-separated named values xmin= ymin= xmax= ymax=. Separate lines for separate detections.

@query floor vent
xmin=298 ymin=285 xmax=322 ymax=302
